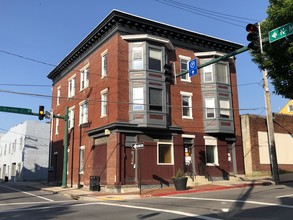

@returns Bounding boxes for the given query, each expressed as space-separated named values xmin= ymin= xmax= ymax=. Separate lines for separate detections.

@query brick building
xmin=47 ymin=10 xmax=245 ymax=190
xmin=241 ymin=114 xmax=293 ymax=177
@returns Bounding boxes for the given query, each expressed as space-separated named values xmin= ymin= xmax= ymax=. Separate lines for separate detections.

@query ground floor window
xmin=205 ymin=145 xmax=218 ymax=165
xmin=79 ymin=146 xmax=85 ymax=174
xmin=157 ymin=143 xmax=173 ymax=164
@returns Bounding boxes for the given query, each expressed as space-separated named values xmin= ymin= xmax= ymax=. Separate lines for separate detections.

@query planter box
xmin=172 ymin=177 xmax=188 ymax=191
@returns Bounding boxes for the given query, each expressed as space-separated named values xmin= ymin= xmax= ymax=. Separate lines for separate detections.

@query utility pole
xmin=258 ymin=23 xmax=279 ymax=183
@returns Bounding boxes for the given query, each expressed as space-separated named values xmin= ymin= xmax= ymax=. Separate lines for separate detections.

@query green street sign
xmin=269 ymin=22 xmax=293 ymax=43
xmin=0 ymin=106 xmax=32 ymax=115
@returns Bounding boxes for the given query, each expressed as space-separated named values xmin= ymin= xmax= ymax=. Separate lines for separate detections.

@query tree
xmin=251 ymin=0 xmax=293 ymax=99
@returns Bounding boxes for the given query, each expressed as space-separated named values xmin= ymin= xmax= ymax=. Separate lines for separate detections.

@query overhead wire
xmin=154 ymin=0 xmax=258 ymax=28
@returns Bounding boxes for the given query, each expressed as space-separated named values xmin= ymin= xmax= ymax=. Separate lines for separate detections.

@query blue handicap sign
xmin=189 ymin=59 xmax=197 ymax=77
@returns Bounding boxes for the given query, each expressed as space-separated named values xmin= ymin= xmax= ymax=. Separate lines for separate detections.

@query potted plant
xmin=172 ymin=168 xmax=188 ymax=191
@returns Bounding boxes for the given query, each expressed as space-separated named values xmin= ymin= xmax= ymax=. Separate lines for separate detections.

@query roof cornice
xmin=48 ymin=10 xmax=243 ymax=81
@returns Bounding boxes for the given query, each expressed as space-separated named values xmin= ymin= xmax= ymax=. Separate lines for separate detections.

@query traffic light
xmin=246 ymin=23 xmax=260 ymax=51
xmin=38 ymin=105 xmax=45 ymax=120
xmin=164 ymin=63 xmax=174 ymax=85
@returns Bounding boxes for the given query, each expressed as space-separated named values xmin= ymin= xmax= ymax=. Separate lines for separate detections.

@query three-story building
xmin=47 ymin=10 xmax=244 ymax=190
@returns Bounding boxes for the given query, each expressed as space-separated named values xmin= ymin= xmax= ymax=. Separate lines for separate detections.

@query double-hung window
xmin=79 ymin=146 xmax=85 ymax=174
xmin=101 ymin=50 xmax=108 ymax=78
xmin=68 ymin=107 xmax=75 ymax=129
xmin=57 ymin=86 xmax=61 ymax=106
xmin=179 ymin=56 xmax=190 ymax=81
xmin=101 ymin=89 xmax=108 ymax=117
xmin=80 ymin=67 xmax=89 ymax=90
xmin=216 ymin=62 xmax=228 ymax=84
xmin=181 ymin=91 xmax=193 ymax=119
xmin=203 ymin=63 xmax=213 ymax=83
xmin=79 ymin=101 xmax=88 ymax=124
xmin=219 ymin=99 xmax=230 ymax=118
xmin=149 ymin=87 xmax=162 ymax=111
xmin=205 ymin=98 xmax=215 ymax=118
xmin=131 ymin=44 xmax=143 ymax=70
xmin=68 ymin=76 xmax=76 ymax=98
xmin=148 ymin=48 xmax=162 ymax=71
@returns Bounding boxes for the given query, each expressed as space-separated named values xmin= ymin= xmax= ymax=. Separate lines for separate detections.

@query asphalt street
xmin=1 ymin=182 xmax=293 ymax=219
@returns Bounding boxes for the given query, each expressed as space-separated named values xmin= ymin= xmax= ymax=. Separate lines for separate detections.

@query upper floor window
xmin=57 ymin=86 xmax=61 ymax=106
xmin=181 ymin=91 xmax=193 ymax=119
xmin=205 ymin=97 xmax=215 ymax=119
xmin=80 ymin=67 xmax=89 ymax=91
xmin=149 ymin=87 xmax=162 ymax=111
xmin=288 ymin=104 xmax=293 ymax=112
xmin=68 ymin=107 xmax=75 ymax=129
xmin=179 ymin=56 xmax=191 ymax=82
xmin=219 ymin=99 xmax=230 ymax=118
xmin=131 ymin=44 xmax=143 ymax=70
xmin=217 ymin=62 xmax=228 ymax=84
xmin=203 ymin=63 xmax=213 ymax=83
xmin=148 ymin=47 xmax=162 ymax=71
xmin=101 ymin=89 xmax=108 ymax=117
xmin=55 ymin=116 xmax=60 ymax=135
xmin=79 ymin=101 xmax=88 ymax=124
xmin=68 ymin=76 xmax=76 ymax=98
xmin=101 ymin=50 xmax=108 ymax=78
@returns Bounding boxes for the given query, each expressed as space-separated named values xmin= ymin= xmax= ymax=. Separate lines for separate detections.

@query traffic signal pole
xmin=176 ymin=45 xmax=249 ymax=78
xmin=54 ymin=107 xmax=69 ymax=188
xmin=0 ymin=105 xmax=70 ymax=187
xmin=258 ymin=23 xmax=280 ymax=183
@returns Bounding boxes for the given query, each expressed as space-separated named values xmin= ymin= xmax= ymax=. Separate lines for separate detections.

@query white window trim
xmin=205 ymin=97 xmax=216 ymax=119
xmin=100 ymin=88 xmax=108 ymax=118
xmin=68 ymin=74 xmax=76 ymax=98
xmin=55 ymin=115 xmax=60 ymax=135
xmin=204 ymin=136 xmax=219 ymax=166
xmin=101 ymin=49 xmax=108 ymax=78
xmin=179 ymin=55 xmax=191 ymax=82
xmin=79 ymin=146 xmax=85 ymax=174
xmin=57 ymin=86 xmax=61 ymax=106
xmin=80 ymin=64 xmax=89 ymax=91
xmin=180 ymin=91 xmax=193 ymax=119
xmin=157 ymin=142 xmax=174 ymax=165
xmin=79 ymin=100 xmax=88 ymax=125
xmin=68 ymin=106 xmax=75 ymax=129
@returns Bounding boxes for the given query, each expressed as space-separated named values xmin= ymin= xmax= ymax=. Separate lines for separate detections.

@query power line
xmin=155 ymin=0 xmax=258 ymax=28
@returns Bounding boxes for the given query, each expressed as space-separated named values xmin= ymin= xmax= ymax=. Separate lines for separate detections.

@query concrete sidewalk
xmin=6 ymin=176 xmax=275 ymax=201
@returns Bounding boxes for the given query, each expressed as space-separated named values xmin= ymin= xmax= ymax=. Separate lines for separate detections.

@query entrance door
xmin=183 ymin=138 xmax=194 ymax=175
xmin=227 ymin=142 xmax=237 ymax=174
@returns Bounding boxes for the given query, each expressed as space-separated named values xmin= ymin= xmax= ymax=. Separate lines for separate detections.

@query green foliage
xmin=173 ymin=168 xmax=185 ymax=179
xmin=250 ymin=0 xmax=293 ymax=99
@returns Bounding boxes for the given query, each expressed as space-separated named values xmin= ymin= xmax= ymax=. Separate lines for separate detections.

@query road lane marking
xmin=0 ymin=184 xmax=54 ymax=202
xmin=0 ymin=200 xmax=72 ymax=207
xmin=74 ymin=202 xmax=223 ymax=220
xmin=163 ymin=196 xmax=293 ymax=209
xmin=276 ymin=194 xmax=293 ymax=199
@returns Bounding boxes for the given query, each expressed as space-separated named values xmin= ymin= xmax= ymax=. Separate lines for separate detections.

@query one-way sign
xmin=132 ymin=143 xmax=144 ymax=149
xmin=189 ymin=59 xmax=197 ymax=77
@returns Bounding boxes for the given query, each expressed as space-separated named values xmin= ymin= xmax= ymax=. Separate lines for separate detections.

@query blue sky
xmin=0 ymin=0 xmax=288 ymax=131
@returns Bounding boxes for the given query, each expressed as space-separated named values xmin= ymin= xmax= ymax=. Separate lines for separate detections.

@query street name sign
xmin=0 ymin=106 xmax=32 ymax=115
xmin=269 ymin=22 xmax=293 ymax=43
xmin=188 ymin=59 xmax=197 ymax=77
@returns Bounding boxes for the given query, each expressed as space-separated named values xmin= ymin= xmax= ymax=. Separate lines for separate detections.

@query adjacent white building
xmin=0 ymin=120 xmax=50 ymax=182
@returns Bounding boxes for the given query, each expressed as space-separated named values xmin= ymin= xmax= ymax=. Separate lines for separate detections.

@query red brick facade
xmin=48 ymin=10 xmax=245 ymax=189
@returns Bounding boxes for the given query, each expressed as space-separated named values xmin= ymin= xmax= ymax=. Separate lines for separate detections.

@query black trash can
xmin=4 ymin=176 xmax=8 ymax=182
xmin=90 ymin=176 xmax=100 ymax=191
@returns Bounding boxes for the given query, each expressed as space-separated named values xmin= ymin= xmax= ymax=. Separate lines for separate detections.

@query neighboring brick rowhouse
xmin=241 ymin=114 xmax=293 ymax=176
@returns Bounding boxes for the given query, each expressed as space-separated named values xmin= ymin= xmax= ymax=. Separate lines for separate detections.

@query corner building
xmin=47 ymin=10 xmax=244 ymax=190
